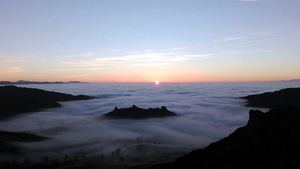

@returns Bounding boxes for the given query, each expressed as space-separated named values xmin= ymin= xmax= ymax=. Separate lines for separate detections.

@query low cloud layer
xmin=0 ymin=82 xmax=299 ymax=163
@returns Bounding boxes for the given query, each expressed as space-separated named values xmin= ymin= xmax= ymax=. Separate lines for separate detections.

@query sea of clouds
xmin=0 ymin=82 xmax=299 ymax=164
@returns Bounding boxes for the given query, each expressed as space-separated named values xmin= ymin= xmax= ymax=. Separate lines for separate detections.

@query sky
xmin=0 ymin=0 xmax=300 ymax=83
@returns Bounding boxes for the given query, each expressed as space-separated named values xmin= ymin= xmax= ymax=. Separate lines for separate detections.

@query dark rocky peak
xmin=103 ymin=105 xmax=176 ymax=119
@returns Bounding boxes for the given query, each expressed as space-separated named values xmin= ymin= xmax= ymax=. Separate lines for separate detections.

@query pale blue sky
xmin=0 ymin=0 xmax=299 ymax=82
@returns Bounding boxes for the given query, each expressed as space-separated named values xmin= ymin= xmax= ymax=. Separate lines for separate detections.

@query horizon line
xmin=1 ymin=79 xmax=299 ymax=84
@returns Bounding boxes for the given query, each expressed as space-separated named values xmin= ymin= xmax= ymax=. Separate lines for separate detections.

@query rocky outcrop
xmin=0 ymin=86 xmax=93 ymax=118
xmin=103 ymin=105 xmax=176 ymax=119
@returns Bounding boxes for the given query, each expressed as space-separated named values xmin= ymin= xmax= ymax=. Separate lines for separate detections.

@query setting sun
xmin=155 ymin=80 xmax=160 ymax=85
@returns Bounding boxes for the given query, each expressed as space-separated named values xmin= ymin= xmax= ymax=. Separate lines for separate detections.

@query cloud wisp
xmin=60 ymin=51 xmax=212 ymax=71
xmin=237 ymin=0 xmax=260 ymax=2
xmin=0 ymin=55 xmax=25 ymax=75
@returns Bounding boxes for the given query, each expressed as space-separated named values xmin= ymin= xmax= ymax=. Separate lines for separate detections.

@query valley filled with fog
xmin=1 ymin=82 xmax=299 ymax=165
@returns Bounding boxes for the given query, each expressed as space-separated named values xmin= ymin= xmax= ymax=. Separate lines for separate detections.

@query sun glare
xmin=155 ymin=80 xmax=160 ymax=85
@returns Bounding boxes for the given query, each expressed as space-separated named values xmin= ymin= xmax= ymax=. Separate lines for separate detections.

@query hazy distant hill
xmin=0 ymin=80 xmax=84 ymax=85
xmin=0 ymin=80 xmax=83 ymax=85
xmin=277 ymin=79 xmax=300 ymax=82
xmin=0 ymin=131 xmax=48 ymax=154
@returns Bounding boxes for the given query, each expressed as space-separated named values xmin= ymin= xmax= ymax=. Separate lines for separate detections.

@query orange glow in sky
xmin=0 ymin=1 xmax=300 ymax=83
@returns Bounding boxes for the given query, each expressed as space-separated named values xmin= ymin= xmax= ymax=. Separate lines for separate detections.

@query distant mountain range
xmin=280 ymin=79 xmax=300 ymax=82
xmin=0 ymin=80 xmax=84 ymax=85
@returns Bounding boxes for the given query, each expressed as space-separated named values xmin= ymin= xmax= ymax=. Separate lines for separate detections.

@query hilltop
xmin=0 ymin=86 xmax=93 ymax=118
xmin=103 ymin=105 xmax=176 ymax=119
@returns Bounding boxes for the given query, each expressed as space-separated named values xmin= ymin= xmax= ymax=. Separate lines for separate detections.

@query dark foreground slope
xmin=0 ymin=86 xmax=93 ymax=118
xmin=103 ymin=105 xmax=176 ymax=119
xmin=150 ymin=88 xmax=300 ymax=169
xmin=151 ymin=107 xmax=300 ymax=169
